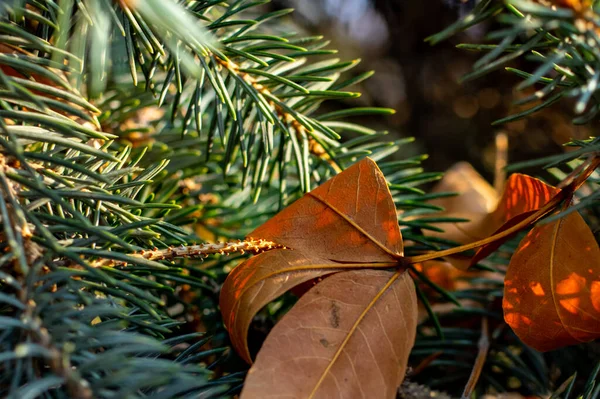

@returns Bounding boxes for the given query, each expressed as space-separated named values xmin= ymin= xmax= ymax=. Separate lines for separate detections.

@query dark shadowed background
xmin=269 ymin=0 xmax=596 ymax=179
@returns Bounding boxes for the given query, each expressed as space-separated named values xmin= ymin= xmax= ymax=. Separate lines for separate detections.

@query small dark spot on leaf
xmin=320 ymin=338 xmax=329 ymax=348
xmin=330 ymin=301 xmax=340 ymax=328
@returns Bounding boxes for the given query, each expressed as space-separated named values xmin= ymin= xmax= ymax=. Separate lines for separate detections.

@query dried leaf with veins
xmin=504 ymin=210 xmax=600 ymax=351
xmin=428 ymin=165 xmax=558 ymax=245
xmin=220 ymin=251 xmax=347 ymax=363
xmin=0 ymin=45 xmax=99 ymax=128
xmin=220 ymin=158 xmax=405 ymax=363
xmin=241 ymin=270 xmax=417 ymax=399
xmin=425 ymin=166 xmax=561 ymax=269
xmin=250 ymin=157 xmax=402 ymax=261
xmin=491 ymin=173 xmax=560 ymax=223
xmin=471 ymin=175 xmax=561 ymax=265
xmin=414 ymin=260 xmax=465 ymax=292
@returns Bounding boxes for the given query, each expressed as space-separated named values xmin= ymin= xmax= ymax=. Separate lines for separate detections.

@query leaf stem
xmin=566 ymin=155 xmax=600 ymax=190
xmin=461 ymin=317 xmax=489 ymax=399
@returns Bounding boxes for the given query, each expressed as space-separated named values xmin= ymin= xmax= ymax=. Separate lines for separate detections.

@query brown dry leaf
xmin=414 ymin=260 xmax=465 ymax=291
xmin=427 ymin=166 xmax=562 ymax=270
xmin=241 ymin=270 xmax=417 ymax=399
xmin=470 ymin=210 xmax=538 ymax=266
xmin=220 ymin=158 xmax=403 ymax=363
xmin=0 ymin=45 xmax=70 ymax=90
xmin=0 ymin=46 xmax=100 ymax=128
xmin=541 ymin=0 xmax=592 ymax=12
xmin=428 ymin=165 xmax=558 ymax=244
xmin=490 ymin=174 xmax=560 ymax=224
xmin=471 ymin=176 xmax=562 ymax=265
xmin=220 ymin=251 xmax=347 ymax=363
xmin=503 ymin=210 xmax=600 ymax=351
xmin=250 ymin=157 xmax=402 ymax=262
xmin=427 ymin=162 xmax=499 ymax=245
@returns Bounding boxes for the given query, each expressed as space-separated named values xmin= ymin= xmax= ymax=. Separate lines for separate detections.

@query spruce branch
xmin=211 ymin=54 xmax=342 ymax=173
xmin=433 ymin=0 xmax=600 ymax=123
xmin=20 ymin=296 xmax=94 ymax=399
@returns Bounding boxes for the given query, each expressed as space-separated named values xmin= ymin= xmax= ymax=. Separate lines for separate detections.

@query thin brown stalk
xmin=410 ymin=351 xmax=443 ymax=377
xmin=93 ymin=238 xmax=285 ymax=267
xmin=461 ymin=317 xmax=489 ymax=399
xmin=493 ymin=132 xmax=508 ymax=194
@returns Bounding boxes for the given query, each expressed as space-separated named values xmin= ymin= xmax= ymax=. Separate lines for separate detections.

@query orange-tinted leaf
xmin=426 ymin=168 xmax=564 ymax=269
xmin=545 ymin=0 xmax=592 ymax=12
xmin=429 ymin=170 xmax=559 ymax=246
xmin=220 ymin=158 xmax=403 ymax=363
xmin=241 ymin=270 xmax=417 ymax=399
xmin=415 ymin=260 xmax=463 ymax=292
xmin=429 ymin=162 xmax=498 ymax=214
xmin=472 ymin=175 xmax=562 ymax=265
xmin=0 ymin=46 xmax=99 ymax=128
xmin=251 ymin=157 xmax=402 ymax=262
xmin=290 ymin=276 xmax=329 ymax=298
xmin=0 ymin=45 xmax=70 ymax=90
xmin=503 ymin=211 xmax=600 ymax=351
xmin=492 ymin=173 xmax=560 ymax=224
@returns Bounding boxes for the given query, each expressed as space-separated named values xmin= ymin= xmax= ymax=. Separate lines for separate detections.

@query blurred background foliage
xmin=267 ymin=0 xmax=597 ymax=179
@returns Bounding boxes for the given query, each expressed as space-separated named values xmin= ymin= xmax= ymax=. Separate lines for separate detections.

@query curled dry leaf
xmin=241 ymin=270 xmax=418 ymax=399
xmin=426 ymin=165 xmax=562 ymax=268
xmin=543 ymin=0 xmax=592 ymax=12
xmin=220 ymin=158 xmax=404 ymax=363
xmin=0 ymin=45 xmax=100 ymax=128
xmin=429 ymin=166 xmax=558 ymax=244
xmin=427 ymin=162 xmax=498 ymax=245
xmin=503 ymin=210 xmax=600 ymax=351
xmin=471 ymin=176 xmax=561 ymax=265
xmin=491 ymin=173 xmax=560 ymax=223
xmin=414 ymin=260 xmax=465 ymax=292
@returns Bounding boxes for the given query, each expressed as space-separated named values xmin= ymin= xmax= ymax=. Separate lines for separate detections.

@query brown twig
xmin=93 ymin=238 xmax=285 ymax=268
xmin=461 ymin=317 xmax=489 ymax=399
xmin=410 ymin=351 xmax=443 ymax=377
xmin=403 ymin=193 xmax=560 ymax=264
xmin=566 ymin=153 xmax=600 ymax=190
xmin=556 ymin=154 xmax=594 ymax=189
xmin=493 ymin=132 xmax=508 ymax=194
